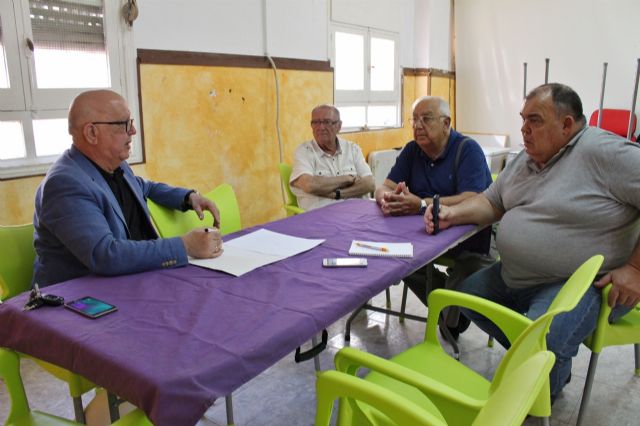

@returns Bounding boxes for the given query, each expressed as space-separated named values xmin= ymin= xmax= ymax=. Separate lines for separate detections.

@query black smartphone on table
xmin=65 ymin=296 xmax=117 ymax=319
xmin=432 ymin=194 xmax=440 ymax=235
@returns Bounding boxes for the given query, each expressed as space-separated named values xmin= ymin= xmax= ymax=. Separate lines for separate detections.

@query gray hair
xmin=411 ymin=96 xmax=451 ymax=118
xmin=312 ymin=104 xmax=341 ymax=120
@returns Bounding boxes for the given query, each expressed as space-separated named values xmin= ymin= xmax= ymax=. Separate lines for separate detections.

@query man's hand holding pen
xmin=182 ymin=226 xmax=223 ymax=259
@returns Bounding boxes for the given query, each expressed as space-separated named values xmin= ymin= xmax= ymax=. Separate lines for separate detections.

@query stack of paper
xmin=189 ymin=229 xmax=325 ymax=276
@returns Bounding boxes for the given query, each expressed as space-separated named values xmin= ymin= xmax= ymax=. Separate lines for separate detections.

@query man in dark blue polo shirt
xmin=374 ymin=96 xmax=493 ymax=337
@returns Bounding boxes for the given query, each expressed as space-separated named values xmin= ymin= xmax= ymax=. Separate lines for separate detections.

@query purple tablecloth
xmin=0 ymin=199 xmax=476 ymax=426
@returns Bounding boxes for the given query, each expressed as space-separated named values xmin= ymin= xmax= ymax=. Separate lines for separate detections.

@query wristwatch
xmin=335 ymin=189 xmax=341 ymax=200
xmin=419 ymin=199 xmax=427 ymax=214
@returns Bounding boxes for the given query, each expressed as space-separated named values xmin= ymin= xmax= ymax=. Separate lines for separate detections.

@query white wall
xmin=414 ymin=0 xmax=452 ymax=70
xmin=456 ymin=0 xmax=640 ymax=147
xmin=134 ymin=0 xmax=448 ymax=68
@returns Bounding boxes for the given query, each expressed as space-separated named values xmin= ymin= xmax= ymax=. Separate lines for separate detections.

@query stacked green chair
xmin=333 ymin=255 xmax=604 ymax=425
xmin=0 ymin=347 xmax=151 ymax=426
xmin=147 ymin=182 xmax=242 ymax=237
xmin=0 ymin=224 xmax=96 ymax=423
xmin=316 ymin=350 xmax=555 ymax=426
xmin=277 ymin=163 xmax=304 ymax=216
xmin=147 ymin=183 xmax=242 ymax=426
xmin=576 ymin=284 xmax=640 ymax=425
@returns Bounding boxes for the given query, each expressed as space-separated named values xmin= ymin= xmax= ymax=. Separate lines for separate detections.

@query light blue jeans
xmin=458 ymin=261 xmax=630 ymax=398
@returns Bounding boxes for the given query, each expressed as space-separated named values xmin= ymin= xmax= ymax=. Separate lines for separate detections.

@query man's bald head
xmin=68 ymin=90 xmax=127 ymax=137
xmin=68 ymin=90 xmax=135 ymax=173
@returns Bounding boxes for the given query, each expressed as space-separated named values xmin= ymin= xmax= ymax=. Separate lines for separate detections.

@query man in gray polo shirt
xmin=425 ymin=83 xmax=640 ymax=400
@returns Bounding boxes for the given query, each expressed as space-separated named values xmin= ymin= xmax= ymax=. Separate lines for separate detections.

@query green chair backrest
xmin=0 ymin=224 xmax=35 ymax=301
xmin=147 ymin=183 xmax=241 ymax=238
xmin=278 ymin=163 xmax=298 ymax=207
xmin=546 ymin=255 xmax=603 ymax=313
xmin=278 ymin=163 xmax=304 ymax=216
xmin=472 ymin=351 xmax=555 ymax=426
xmin=489 ymin=255 xmax=603 ymax=406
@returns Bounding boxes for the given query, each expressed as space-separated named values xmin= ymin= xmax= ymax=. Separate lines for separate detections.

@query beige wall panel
xmin=0 ymin=69 xmax=438 ymax=228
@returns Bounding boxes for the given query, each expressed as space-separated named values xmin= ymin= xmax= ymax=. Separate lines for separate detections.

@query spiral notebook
xmin=348 ymin=240 xmax=413 ymax=258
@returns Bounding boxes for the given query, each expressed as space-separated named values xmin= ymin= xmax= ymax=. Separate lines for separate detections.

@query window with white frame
xmin=0 ymin=0 xmax=139 ymax=179
xmin=331 ymin=24 xmax=400 ymax=131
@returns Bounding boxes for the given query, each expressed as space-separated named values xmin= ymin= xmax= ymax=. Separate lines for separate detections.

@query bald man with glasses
xmin=33 ymin=89 xmax=222 ymax=287
xmin=290 ymin=104 xmax=374 ymax=210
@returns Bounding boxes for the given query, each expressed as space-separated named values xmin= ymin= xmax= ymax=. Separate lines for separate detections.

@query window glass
xmin=0 ymin=17 xmax=9 ymax=88
xmin=29 ymin=0 xmax=110 ymax=88
xmin=335 ymin=31 xmax=363 ymax=90
xmin=338 ymin=106 xmax=366 ymax=129
xmin=0 ymin=121 xmax=26 ymax=159
xmin=33 ymin=118 xmax=72 ymax=156
xmin=370 ymin=37 xmax=394 ymax=91
xmin=368 ymin=106 xmax=397 ymax=127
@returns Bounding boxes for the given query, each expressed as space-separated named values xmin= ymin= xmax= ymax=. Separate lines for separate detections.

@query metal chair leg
xmin=577 ymin=351 xmax=600 ymax=426
xmin=225 ymin=394 xmax=235 ymax=426
xmin=541 ymin=416 xmax=550 ymax=426
xmin=72 ymin=396 xmax=86 ymax=423
xmin=385 ymin=288 xmax=391 ymax=309
xmin=399 ymin=282 xmax=408 ymax=323
xmin=487 ymin=335 xmax=494 ymax=348
xmin=312 ymin=335 xmax=321 ymax=371
xmin=344 ymin=304 xmax=365 ymax=341
xmin=635 ymin=343 xmax=640 ymax=376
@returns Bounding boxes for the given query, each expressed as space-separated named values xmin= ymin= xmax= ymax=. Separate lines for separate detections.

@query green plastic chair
xmin=335 ymin=255 xmax=604 ymax=425
xmin=0 ymin=224 xmax=37 ymax=301
xmin=317 ymin=350 xmax=555 ymax=426
xmin=0 ymin=224 xmax=96 ymax=423
xmin=0 ymin=347 xmax=151 ymax=426
xmin=576 ymin=284 xmax=640 ymax=425
xmin=148 ymin=184 xmax=241 ymax=426
xmin=278 ymin=163 xmax=305 ymax=216
xmin=147 ymin=183 xmax=242 ymax=237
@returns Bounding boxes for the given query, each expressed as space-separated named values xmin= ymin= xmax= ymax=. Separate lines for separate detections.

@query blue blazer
xmin=33 ymin=145 xmax=190 ymax=286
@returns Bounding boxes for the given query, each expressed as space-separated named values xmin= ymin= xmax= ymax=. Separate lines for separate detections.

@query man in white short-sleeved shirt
xmin=290 ymin=104 xmax=374 ymax=211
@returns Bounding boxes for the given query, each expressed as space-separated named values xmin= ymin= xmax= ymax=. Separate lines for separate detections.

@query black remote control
xmin=432 ymin=194 xmax=440 ymax=235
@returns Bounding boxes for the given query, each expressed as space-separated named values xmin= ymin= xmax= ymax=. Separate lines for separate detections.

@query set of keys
xmin=22 ymin=284 xmax=65 ymax=311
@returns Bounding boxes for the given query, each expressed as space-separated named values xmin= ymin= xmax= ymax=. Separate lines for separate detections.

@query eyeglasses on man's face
xmin=92 ymin=118 xmax=135 ymax=134
xmin=310 ymin=119 xmax=340 ymax=127
xmin=409 ymin=115 xmax=444 ymax=128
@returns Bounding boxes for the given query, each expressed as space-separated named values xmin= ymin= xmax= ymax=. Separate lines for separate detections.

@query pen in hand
xmin=356 ymin=242 xmax=388 ymax=252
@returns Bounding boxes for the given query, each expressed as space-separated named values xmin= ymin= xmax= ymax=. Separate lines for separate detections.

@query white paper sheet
xmin=188 ymin=229 xmax=325 ymax=276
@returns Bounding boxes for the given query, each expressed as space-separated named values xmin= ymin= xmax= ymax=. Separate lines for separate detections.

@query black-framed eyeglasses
xmin=92 ymin=118 xmax=135 ymax=134
xmin=310 ymin=119 xmax=340 ymax=127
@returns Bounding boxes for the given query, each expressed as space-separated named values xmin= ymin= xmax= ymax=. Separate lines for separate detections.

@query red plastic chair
xmin=589 ymin=109 xmax=637 ymax=141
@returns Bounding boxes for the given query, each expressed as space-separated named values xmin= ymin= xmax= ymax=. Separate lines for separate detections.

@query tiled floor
xmin=1 ymin=284 xmax=639 ymax=425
